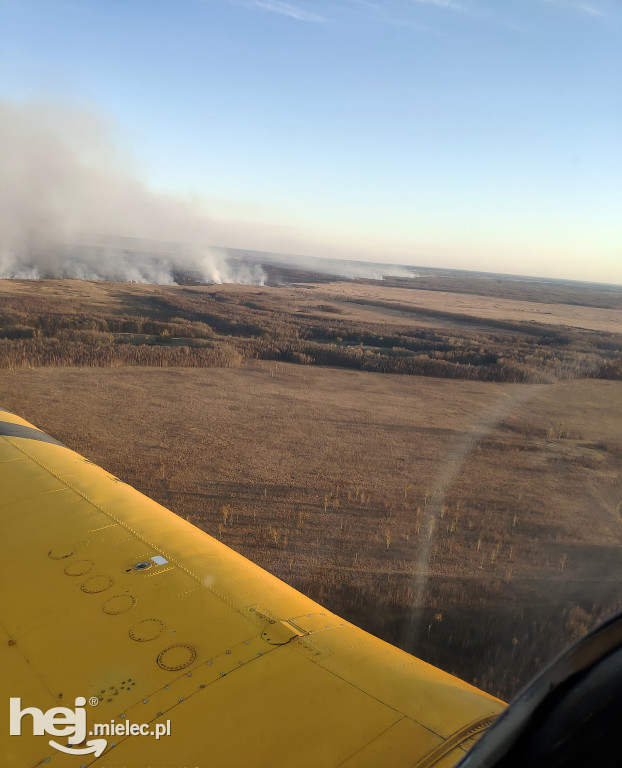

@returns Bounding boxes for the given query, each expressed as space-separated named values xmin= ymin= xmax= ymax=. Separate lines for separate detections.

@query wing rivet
xmin=157 ymin=712 xmax=163 ymax=717
xmin=226 ymin=650 xmax=231 ymax=655
xmin=165 ymin=686 xmax=170 ymax=690
xmin=120 ymin=714 xmax=126 ymax=719
xmin=178 ymin=697 xmax=183 ymax=702
xmin=143 ymin=700 xmax=148 ymax=704
xmin=199 ymin=684 xmax=205 ymax=689
xmin=186 ymin=672 xmax=192 ymax=677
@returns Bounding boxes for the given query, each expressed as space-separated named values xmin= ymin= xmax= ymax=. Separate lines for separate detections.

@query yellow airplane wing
xmin=0 ymin=407 xmax=504 ymax=768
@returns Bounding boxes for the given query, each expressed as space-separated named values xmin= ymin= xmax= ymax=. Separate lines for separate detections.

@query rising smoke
xmin=0 ymin=100 xmax=265 ymax=285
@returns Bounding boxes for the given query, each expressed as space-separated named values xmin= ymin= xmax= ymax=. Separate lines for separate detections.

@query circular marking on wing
xmin=81 ymin=575 xmax=115 ymax=594
xmin=64 ymin=560 xmax=94 ymax=577
xmin=48 ymin=544 xmax=76 ymax=560
xmin=102 ymin=594 xmax=137 ymax=615
xmin=157 ymin=644 xmax=197 ymax=671
xmin=129 ymin=619 xmax=165 ymax=642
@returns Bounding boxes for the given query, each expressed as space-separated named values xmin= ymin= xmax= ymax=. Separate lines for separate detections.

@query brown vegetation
xmin=0 ymin=278 xmax=620 ymax=384
xmin=1 ymin=273 xmax=621 ymax=700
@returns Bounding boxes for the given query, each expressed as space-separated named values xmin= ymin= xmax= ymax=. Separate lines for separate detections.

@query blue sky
xmin=1 ymin=0 xmax=621 ymax=282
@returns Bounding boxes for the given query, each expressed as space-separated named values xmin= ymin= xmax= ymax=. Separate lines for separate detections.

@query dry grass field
xmin=1 ymin=271 xmax=621 ymax=700
xmin=315 ymin=281 xmax=622 ymax=333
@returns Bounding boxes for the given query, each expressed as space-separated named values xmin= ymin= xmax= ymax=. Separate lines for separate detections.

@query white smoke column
xmin=0 ymin=100 xmax=266 ymax=285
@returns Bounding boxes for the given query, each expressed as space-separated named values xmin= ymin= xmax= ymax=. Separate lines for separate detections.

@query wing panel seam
xmin=5 ymin=440 xmax=239 ymax=611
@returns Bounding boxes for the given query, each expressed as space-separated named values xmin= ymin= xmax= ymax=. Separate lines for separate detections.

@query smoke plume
xmin=0 ymin=100 xmax=265 ymax=285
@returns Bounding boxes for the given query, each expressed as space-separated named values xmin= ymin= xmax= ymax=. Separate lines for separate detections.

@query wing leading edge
xmin=0 ymin=408 xmax=504 ymax=767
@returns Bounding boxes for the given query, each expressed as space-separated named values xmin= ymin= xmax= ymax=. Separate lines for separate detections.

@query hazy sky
xmin=1 ymin=0 xmax=621 ymax=283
